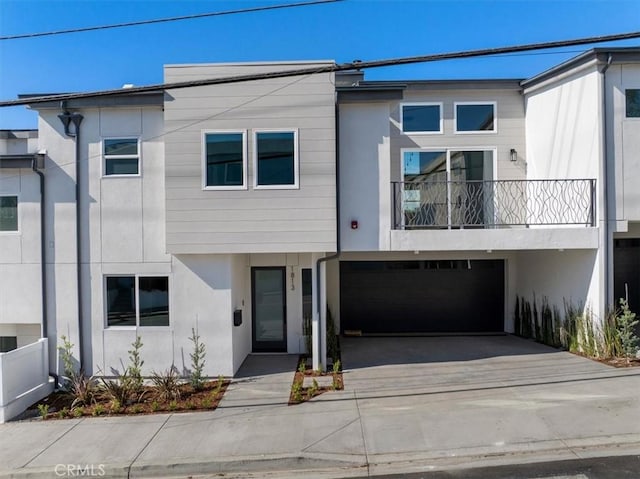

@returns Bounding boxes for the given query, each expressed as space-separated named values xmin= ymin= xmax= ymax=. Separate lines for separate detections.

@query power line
xmin=1 ymin=30 xmax=638 ymax=108
xmin=0 ymin=0 xmax=342 ymax=41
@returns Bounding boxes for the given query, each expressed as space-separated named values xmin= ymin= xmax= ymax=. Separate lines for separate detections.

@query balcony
xmin=392 ymin=179 xmax=596 ymax=230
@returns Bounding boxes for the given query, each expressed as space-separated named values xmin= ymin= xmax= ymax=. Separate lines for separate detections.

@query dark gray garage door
xmin=340 ymin=260 xmax=504 ymax=334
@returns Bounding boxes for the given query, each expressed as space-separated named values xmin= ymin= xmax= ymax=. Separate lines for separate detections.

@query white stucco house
xmin=1 ymin=47 xmax=639 ymax=421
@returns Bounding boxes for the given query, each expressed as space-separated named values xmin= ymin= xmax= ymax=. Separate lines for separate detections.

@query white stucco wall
xmin=514 ymin=249 xmax=601 ymax=323
xmin=339 ymin=102 xmax=391 ymax=252
xmin=524 ymin=67 xmax=602 ymax=181
xmin=606 ymin=63 xmax=640 ymax=223
xmin=0 ymin=168 xmax=43 ymax=331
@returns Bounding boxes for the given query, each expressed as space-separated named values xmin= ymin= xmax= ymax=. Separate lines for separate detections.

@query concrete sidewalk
xmin=1 ymin=339 xmax=640 ymax=479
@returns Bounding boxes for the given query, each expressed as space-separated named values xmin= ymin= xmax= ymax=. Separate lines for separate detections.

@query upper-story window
xmin=401 ymin=103 xmax=443 ymax=134
xmin=0 ymin=195 xmax=18 ymax=232
xmin=104 ymin=138 xmax=140 ymax=176
xmin=626 ymin=89 xmax=640 ymax=117
xmin=254 ymin=130 xmax=299 ymax=189
xmin=203 ymin=131 xmax=247 ymax=189
xmin=105 ymin=275 xmax=169 ymax=327
xmin=454 ymin=102 xmax=497 ymax=133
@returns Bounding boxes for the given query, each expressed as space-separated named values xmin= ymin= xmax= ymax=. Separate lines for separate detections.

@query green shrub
xmin=68 ymin=373 xmax=98 ymax=408
xmin=326 ymin=307 xmax=339 ymax=364
xmin=73 ymin=407 xmax=84 ymax=417
xmin=150 ymin=366 xmax=181 ymax=402
xmin=291 ymin=381 xmax=302 ymax=402
xmin=92 ymin=404 xmax=105 ymax=417
xmin=37 ymin=403 xmax=49 ymax=420
xmin=617 ymin=298 xmax=639 ymax=359
xmin=57 ymin=335 xmax=76 ymax=387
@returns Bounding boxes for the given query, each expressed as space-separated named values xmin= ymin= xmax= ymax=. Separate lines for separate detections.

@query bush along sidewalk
xmin=32 ymin=331 xmax=230 ymax=420
xmin=514 ymin=294 xmax=640 ymax=366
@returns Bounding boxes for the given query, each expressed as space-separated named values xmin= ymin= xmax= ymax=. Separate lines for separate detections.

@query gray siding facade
xmin=164 ymin=62 xmax=337 ymax=254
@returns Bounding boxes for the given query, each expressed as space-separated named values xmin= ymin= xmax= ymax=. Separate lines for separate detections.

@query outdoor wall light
xmin=510 ymin=148 xmax=518 ymax=162
xmin=351 ymin=220 xmax=358 ymax=230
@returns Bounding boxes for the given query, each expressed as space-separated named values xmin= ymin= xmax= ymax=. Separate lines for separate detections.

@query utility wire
xmin=0 ymin=0 xmax=342 ymax=41
xmin=1 ymin=30 xmax=638 ymax=107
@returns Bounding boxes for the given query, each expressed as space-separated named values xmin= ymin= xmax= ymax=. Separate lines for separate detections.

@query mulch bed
xmin=28 ymin=379 xmax=230 ymax=420
xmin=288 ymin=356 xmax=344 ymax=405
xmin=585 ymin=355 xmax=640 ymax=368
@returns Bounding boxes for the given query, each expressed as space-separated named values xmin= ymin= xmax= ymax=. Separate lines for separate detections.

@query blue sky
xmin=1 ymin=0 xmax=639 ymax=128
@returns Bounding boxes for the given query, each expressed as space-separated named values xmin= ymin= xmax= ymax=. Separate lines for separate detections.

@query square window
xmin=0 ymin=196 xmax=18 ymax=232
xmin=0 ymin=336 xmax=17 ymax=353
xmin=455 ymin=103 xmax=496 ymax=133
xmin=255 ymin=131 xmax=298 ymax=187
xmin=626 ymin=89 xmax=640 ymax=117
xmin=204 ymin=132 xmax=246 ymax=188
xmin=105 ymin=276 xmax=169 ymax=327
xmin=104 ymin=138 xmax=139 ymax=175
xmin=401 ymin=104 xmax=442 ymax=133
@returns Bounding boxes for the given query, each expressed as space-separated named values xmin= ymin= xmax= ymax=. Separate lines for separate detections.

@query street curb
xmin=2 ymin=436 xmax=640 ymax=479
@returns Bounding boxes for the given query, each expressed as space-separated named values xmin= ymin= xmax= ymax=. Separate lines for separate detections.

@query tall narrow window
xmin=401 ymin=103 xmax=442 ymax=134
xmin=455 ymin=102 xmax=496 ymax=133
xmin=104 ymin=138 xmax=139 ymax=175
xmin=204 ymin=131 xmax=246 ymax=189
xmin=255 ymin=130 xmax=298 ymax=188
xmin=0 ymin=196 xmax=18 ymax=232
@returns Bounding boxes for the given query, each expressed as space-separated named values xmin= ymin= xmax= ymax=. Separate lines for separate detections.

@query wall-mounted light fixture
xmin=510 ymin=148 xmax=518 ymax=162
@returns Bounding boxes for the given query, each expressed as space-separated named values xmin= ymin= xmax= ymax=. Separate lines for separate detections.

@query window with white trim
xmin=455 ymin=102 xmax=496 ymax=133
xmin=0 ymin=195 xmax=18 ymax=232
xmin=401 ymin=103 xmax=442 ymax=134
xmin=254 ymin=130 xmax=298 ymax=188
xmin=106 ymin=276 xmax=169 ymax=327
xmin=203 ymin=131 xmax=246 ymax=189
xmin=104 ymin=138 xmax=139 ymax=176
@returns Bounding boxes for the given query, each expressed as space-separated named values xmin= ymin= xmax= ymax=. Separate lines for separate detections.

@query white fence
xmin=0 ymin=338 xmax=53 ymax=423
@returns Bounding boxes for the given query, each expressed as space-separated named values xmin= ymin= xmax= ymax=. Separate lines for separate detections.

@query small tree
xmin=617 ymin=298 xmax=639 ymax=360
xmin=58 ymin=335 xmax=75 ymax=383
xmin=127 ymin=336 xmax=144 ymax=392
xmin=189 ymin=328 xmax=206 ymax=391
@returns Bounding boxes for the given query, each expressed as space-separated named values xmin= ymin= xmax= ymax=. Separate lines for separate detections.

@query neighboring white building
xmin=1 ymin=48 xmax=639 ymax=420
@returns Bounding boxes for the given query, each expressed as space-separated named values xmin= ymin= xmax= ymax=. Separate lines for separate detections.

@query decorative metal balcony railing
xmin=392 ymin=179 xmax=596 ymax=229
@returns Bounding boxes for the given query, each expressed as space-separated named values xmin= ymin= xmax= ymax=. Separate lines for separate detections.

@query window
xmin=203 ymin=131 xmax=247 ymax=189
xmin=401 ymin=103 xmax=442 ymax=133
xmin=104 ymin=138 xmax=139 ymax=175
xmin=254 ymin=130 xmax=298 ymax=188
xmin=0 ymin=196 xmax=18 ymax=232
xmin=626 ymin=89 xmax=640 ymax=117
xmin=0 ymin=336 xmax=17 ymax=353
xmin=455 ymin=102 xmax=496 ymax=133
xmin=106 ymin=276 xmax=169 ymax=327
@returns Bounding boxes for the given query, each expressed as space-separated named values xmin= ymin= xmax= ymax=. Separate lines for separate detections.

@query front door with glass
xmin=251 ymin=267 xmax=287 ymax=352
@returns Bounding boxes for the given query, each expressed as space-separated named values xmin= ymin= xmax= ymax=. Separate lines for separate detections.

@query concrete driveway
xmin=339 ymin=335 xmax=640 ymax=474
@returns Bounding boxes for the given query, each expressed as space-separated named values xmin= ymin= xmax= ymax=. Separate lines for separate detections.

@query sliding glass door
xmin=402 ymin=149 xmax=495 ymax=228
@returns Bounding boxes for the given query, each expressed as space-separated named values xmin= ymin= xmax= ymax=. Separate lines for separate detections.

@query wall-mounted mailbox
xmin=233 ymin=309 xmax=243 ymax=327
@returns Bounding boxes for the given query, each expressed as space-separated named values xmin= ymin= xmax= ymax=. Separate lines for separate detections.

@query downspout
xmin=600 ymin=54 xmax=613 ymax=314
xmin=315 ymin=101 xmax=342 ymax=370
xmin=58 ymin=106 xmax=85 ymax=372
xmin=32 ymin=154 xmax=58 ymax=388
